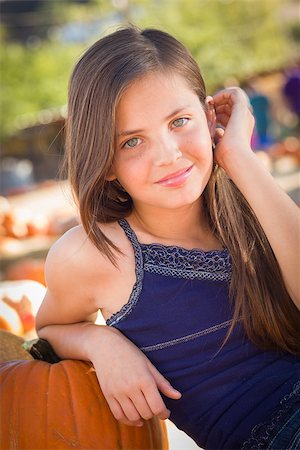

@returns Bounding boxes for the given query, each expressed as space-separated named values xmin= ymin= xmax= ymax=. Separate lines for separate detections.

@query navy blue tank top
xmin=106 ymin=219 xmax=300 ymax=449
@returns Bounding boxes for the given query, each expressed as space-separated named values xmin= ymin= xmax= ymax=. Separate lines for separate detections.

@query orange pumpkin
xmin=5 ymin=258 xmax=46 ymax=285
xmin=0 ymin=300 xmax=23 ymax=336
xmin=0 ymin=359 xmax=169 ymax=450
xmin=0 ymin=280 xmax=46 ymax=338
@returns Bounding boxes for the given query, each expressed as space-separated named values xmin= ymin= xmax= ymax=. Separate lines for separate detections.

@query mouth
xmin=155 ymin=165 xmax=194 ymax=187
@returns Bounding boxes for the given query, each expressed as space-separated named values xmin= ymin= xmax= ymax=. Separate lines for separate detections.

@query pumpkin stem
xmin=23 ymin=338 xmax=61 ymax=363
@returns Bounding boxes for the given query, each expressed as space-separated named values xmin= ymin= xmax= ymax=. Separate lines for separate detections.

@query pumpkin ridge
xmin=4 ymin=361 xmax=23 ymax=449
xmin=44 ymin=358 xmax=51 ymax=447
xmin=57 ymin=360 xmax=82 ymax=448
xmin=0 ymin=360 xmax=32 ymax=449
xmin=77 ymin=359 xmax=108 ymax=447
xmin=82 ymin=360 xmax=122 ymax=448
xmin=145 ymin=419 xmax=154 ymax=448
xmin=28 ymin=360 xmax=49 ymax=449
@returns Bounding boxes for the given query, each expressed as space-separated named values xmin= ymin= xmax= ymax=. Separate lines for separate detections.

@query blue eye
xmin=123 ymin=137 xmax=141 ymax=149
xmin=172 ymin=117 xmax=189 ymax=128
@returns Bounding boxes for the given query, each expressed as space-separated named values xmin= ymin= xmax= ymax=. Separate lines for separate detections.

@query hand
xmin=212 ymin=87 xmax=255 ymax=167
xmin=89 ymin=327 xmax=182 ymax=427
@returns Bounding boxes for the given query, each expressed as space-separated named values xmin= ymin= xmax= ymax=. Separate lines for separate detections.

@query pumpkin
xmin=0 ymin=236 xmax=23 ymax=255
xmin=0 ymin=280 xmax=46 ymax=338
xmin=0 ymin=300 xmax=23 ymax=336
xmin=0 ymin=358 xmax=169 ymax=450
xmin=2 ymin=207 xmax=30 ymax=239
xmin=27 ymin=212 xmax=50 ymax=237
xmin=5 ymin=258 xmax=46 ymax=285
xmin=2 ymin=295 xmax=35 ymax=333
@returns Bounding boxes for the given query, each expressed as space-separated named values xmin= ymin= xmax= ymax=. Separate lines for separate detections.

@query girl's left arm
xmin=213 ymin=87 xmax=300 ymax=309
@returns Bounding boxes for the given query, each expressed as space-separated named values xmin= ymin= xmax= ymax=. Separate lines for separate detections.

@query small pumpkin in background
xmin=2 ymin=295 xmax=35 ymax=334
xmin=4 ymin=258 xmax=46 ymax=286
xmin=0 ymin=358 xmax=169 ymax=450
xmin=0 ymin=300 xmax=23 ymax=336
xmin=0 ymin=280 xmax=46 ymax=338
xmin=0 ymin=198 xmax=50 ymax=239
xmin=1 ymin=207 xmax=29 ymax=239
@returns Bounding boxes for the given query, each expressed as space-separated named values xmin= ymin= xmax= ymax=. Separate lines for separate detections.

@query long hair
xmin=65 ymin=26 xmax=300 ymax=354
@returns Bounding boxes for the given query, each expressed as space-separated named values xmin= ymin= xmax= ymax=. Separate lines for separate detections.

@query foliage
xmin=137 ymin=0 xmax=294 ymax=92
xmin=0 ymin=0 xmax=297 ymax=141
xmin=0 ymin=41 xmax=84 ymax=140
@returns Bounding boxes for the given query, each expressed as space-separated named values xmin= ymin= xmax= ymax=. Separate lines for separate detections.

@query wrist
xmin=217 ymin=145 xmax=255 ymax=177
xmin=83 ymin=323 xmax=121 ymax=361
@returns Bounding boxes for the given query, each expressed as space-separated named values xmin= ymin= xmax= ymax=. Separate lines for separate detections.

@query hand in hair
xmin=212 ymin=87 xmax=255 ymax=167
xmin=211 ymin=87 xmax=300 ymax=310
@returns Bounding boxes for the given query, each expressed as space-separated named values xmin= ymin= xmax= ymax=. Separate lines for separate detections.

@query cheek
xmin=184 ymin=128 xmax=212 ymax=159
xmin=113 ymin=152 xmax=149 ymax=184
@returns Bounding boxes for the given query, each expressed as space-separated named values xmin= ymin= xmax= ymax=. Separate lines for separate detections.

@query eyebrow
xmin=117 ymin=105 xmax=191 ymax=138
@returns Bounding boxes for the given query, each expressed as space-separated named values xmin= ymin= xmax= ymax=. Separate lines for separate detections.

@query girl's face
xmin=109 ymin=72 xmax=215 ymax=212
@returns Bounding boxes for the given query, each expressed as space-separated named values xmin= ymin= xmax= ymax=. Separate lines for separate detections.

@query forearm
xmin=221 ymin=149 xmax=300 ymax=307
xmin=37 ymin=322 xmax=121 ymax=361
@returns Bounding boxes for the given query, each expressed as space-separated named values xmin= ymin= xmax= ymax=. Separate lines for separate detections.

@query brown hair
xmin=65 ymin=26 xmax=300 ymax=354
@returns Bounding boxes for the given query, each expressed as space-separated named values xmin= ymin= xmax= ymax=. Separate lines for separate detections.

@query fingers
xmin=132 ymin=388 xmax=171 ymax=422
xmin=120 ymin=397 xmax=146 ymax=424
xmin=212 ymin=87 xmax=255 ymax=143
xmin=141 ymin=382 xmax=171 ymax=420
xmin=108 ymin=397 xmax=144 ymax=427
xmin=148 ymin=362 xmax=181 ymax=399
xmin=213 ymin=86 xmax=250 ymax=107
xmin=214 ymin=127 xmax=225 ymax=146
xmin=213 ymin=87 xmax=253 ymax=118
xmin=105 ymin=366 xmax=181 ymax=427
xmin=107 ymin=385 xmax=170 ymax=426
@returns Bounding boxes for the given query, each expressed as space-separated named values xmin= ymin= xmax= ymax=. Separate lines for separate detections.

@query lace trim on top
xmin=241 ymin=381 xmax=300 ymax=449
xmin=141 ymin=242 xmax=231 ymax=281
xmin=106 ymin=218 xmax=231 ymax=326
xmin=106 ymin=220 xmax=144 ymax=326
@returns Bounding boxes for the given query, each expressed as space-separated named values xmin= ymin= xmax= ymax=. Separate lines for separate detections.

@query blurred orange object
xmin=2 ymin=208 xmax=29 ymax=239
xmin=5 ymin=258 xmax=46 ymax=286
xmin=3 ymin=296 xmax=35 ymax=333
xmin=0 ymin=280 xmax=46 ymax=338
xmin=27 ymin=213 xmax=50 ymax=237
xmin=0 ymin=236 xmax=22 ymax=254
xmin=0 ymin=299 xmax=23 ymax=336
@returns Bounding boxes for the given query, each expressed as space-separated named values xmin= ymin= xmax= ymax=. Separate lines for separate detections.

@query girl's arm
xmin=36 ymin=229 xmax=181 ymax=427
xmin=212 ymin=88 xmax=300 ymax=308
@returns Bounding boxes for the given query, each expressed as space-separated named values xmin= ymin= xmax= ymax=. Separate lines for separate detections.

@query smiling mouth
xmin=155 ymin=165 xmax=193 ymax=187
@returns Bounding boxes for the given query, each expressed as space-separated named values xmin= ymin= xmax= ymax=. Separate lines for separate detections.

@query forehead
xmin=116 ymin=71 xmax=201 ymax=128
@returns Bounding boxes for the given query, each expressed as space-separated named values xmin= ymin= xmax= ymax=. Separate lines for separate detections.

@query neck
xmin=128 ymin=200 xmax=222 ymax=251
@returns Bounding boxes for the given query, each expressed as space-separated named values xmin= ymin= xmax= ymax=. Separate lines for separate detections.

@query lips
xmin=155 ymin=165 xmax=193 ymax=187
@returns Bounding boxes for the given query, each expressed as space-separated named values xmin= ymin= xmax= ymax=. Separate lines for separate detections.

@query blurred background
xmin=0 ymin=1 xmax=299 ymax=447
xmin=1 ymin=0 xmax=300 ymax=362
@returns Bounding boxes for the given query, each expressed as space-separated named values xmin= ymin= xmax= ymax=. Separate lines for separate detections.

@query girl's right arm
xmin=35 ymin=227 xmax=181 ymax=427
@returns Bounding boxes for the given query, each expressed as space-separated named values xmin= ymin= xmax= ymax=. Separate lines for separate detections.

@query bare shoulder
xmin=36 ymin=221 xmax=132 ymax=329
xmin=46 ymin=222 xmax=125 ymax=277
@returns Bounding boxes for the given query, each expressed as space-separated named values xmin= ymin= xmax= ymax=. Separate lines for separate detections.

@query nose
xmin=153 ymin=133 xmax=182 ymax=166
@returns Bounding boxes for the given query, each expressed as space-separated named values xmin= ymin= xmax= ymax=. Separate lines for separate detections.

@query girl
xmin=36 ymin=27 xmax=300 ymax=449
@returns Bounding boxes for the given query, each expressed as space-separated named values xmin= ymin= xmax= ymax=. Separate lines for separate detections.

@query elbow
xmin=35 ymin=324 xmax=56 ymax=347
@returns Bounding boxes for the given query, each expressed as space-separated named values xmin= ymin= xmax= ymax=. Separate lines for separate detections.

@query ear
xmin=105 ymin=168 xmax=117 ymax=182
xmin=205 ymin=96 xmax=216 ymax=139
xmin=106 ymin=174 xmax=117 ymax=182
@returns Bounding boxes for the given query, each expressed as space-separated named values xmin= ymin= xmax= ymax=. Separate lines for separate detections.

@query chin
xmin=158 ymin=188 xmax=204 ymax=209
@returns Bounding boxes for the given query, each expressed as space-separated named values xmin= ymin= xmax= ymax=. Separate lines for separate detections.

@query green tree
xmin=137 ymin=0 xmax=294 ymax=92
xmin=0 ymin=0 xmax=297 ymax=142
